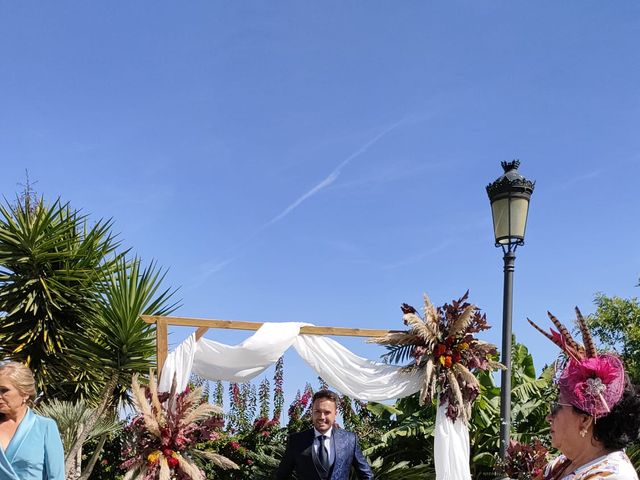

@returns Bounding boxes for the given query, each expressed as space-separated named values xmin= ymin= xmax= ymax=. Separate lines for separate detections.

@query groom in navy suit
xmin=274 ymin=389 xmax=374 ymax=480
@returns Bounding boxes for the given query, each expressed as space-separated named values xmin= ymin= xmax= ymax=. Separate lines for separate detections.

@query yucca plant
xmin=64 ymin=256 xmax=179 ymax=477
xmin=0 ymin=196 xmax=122 ymax=399
xmin=36 ymin=399 xmax=121 ymax=480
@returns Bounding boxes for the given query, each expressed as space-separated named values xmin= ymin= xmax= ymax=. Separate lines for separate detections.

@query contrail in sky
xmin=187 ymin=119 xmax=405 ymax=287
xmin=263 ymin=119 xmax=405 ymax=228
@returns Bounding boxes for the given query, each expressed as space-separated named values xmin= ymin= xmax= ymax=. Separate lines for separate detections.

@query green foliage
xmin=227 ymin=382 xmax=258 ymax=432
xmin=0 ymin=197 xmax=122 ymax=399
xmin=469 ymin=338 xmax=553 ymax=478
xmin=588 ymin=292 xmax=640 ymax=383
xmin=35 ymin=399 xmax=121 ymax=452
xmin=70 ymin=256 xmax=179 ymax=404
xmin=83 ymin=431 xmax=125 ymax=480
xmin=363 ymin=393 xmax=435 ymax=473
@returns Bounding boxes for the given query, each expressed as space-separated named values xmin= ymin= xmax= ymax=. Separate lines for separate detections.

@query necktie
xmin=318 ymin=435 xmax=329 ymax=470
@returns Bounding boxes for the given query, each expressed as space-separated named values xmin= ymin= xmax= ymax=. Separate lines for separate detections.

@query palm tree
xmin=64 ymin=256 xmax=179 ymax=478
xmin=0 ymin=197 xmax=122 ymax=399
xmin=0 ymin=194 xmax=180 ymax=477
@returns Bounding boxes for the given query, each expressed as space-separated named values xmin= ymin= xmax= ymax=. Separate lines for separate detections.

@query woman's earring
xmin=579 ymin=429 xmax=587 ymax=438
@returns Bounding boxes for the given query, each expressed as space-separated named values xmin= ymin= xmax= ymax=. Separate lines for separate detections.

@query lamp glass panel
xmin=491 ymin=196 xmax=529 ymax=244
xmin=509 ymin=197 xmax=529 ymax=238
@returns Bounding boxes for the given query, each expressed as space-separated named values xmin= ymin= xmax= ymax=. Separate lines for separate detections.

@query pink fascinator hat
xmin=528 ymin=308 xmax=625 ymax=418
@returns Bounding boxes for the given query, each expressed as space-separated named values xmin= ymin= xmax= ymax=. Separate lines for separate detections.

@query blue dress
xmin=0 ymin=409 xmax=65 ymax=480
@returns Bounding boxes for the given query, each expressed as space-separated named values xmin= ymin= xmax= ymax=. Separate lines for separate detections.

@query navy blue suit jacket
xmin=274 ymin=427 xmax=373 ymax=480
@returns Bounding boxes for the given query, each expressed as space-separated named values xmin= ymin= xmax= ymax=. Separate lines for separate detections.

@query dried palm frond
xmin=123 ymin=468 xmax=139 ymax=480
xmin=452 ymin=363 xmax=479 ymax=391
xmin=159 ymin=456 xmax=171 ymax=480
xmin=488 ymin=359 xmax=506 ymax=370
xmin=368 ymin=332 xmax=422 ymax=346
xmin=419 ymin=358 xmax=436 ymax=405
xmin=403 ymin=312 xmax=436 ymax=345
xmin=422 ymin=294 xmax=441 ymax=340
xmin=182 ymin=400 xmax=223 ymax=426
xmin=423 ymin=293 xmax=438 ymax=323
xmin=177 ymin=455 xmax=205 ymax=480
xmin=148 ymin=369 xmax=163 ymax=415
xmin=448 ymin=304 xmax=476 ymax=339
xmin=130 ymin=374 xmax=161 ymax=437
xmin=447 ymin=370 xmax=466 ymax=422
xmin=193 ymin=450 xmax=240 ymax=469
xmin=166 ymin=373 xmax=179 ymax=414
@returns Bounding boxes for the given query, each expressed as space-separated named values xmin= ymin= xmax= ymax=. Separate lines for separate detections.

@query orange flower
xmin=444 ymin=356 xmax=452 ymax=368
xmin=147 ymin=450 xmax=161 ymax=464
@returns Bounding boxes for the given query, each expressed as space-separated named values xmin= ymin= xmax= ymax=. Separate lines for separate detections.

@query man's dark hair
xmin=312 ymin=389 xmax=340 ymax=407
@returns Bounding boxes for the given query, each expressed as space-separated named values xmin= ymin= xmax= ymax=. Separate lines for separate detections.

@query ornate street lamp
xmin=486 ymin=160 xmax=535 ymax=461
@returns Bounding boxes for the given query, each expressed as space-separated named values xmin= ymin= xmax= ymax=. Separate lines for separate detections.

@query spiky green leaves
xmin=0 ymin=197 xmax=122 ymax=397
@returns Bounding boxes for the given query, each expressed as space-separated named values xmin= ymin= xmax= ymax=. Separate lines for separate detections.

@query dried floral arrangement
xmin=499 ymin=439 xmax=549 ymax=480
xmin=370 ymin=291 xmax=503 ymax=422
xmin=121 ymin=371 xmax=239 ymax=480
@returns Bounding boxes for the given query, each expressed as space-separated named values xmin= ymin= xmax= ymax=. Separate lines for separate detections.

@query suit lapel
xmin=330 ymin=428 xmax=348 ymax=479
xmin=5 ymin=408 xmax=36 ymax=463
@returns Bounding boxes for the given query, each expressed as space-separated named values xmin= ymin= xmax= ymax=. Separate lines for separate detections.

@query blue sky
xmin=1 ymin=1 xmax=639 ymax=408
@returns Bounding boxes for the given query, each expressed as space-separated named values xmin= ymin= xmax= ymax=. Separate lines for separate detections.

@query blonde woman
xmin=0 ymin=361 xmax=64 ymax=479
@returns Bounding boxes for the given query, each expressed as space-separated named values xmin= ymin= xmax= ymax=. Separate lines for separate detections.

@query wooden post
xmin=156 ymin=317 xmax=168 ymax=374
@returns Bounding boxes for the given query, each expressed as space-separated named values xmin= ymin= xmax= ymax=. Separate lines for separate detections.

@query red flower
xmin=167 ymin=456 xmax=179 ymax=468
xmin=444 ymin=356 xmax=452 ymax=368
xmin=230 ymin=441 xmax=241 ymax=450
xmin=452 ymin=351 xmax=462 ymax=364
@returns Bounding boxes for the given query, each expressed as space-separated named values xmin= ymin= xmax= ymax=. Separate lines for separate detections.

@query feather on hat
xmin=528 ymin=307 xmax=625 ymax=418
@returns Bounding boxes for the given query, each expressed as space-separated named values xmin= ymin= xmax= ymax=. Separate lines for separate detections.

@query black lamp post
xmin=486 ymin=160 xmax=535 ymax=461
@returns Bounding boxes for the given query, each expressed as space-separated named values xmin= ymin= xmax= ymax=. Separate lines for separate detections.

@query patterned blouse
xmin=543 ymin=451 xmax=638 ymax=480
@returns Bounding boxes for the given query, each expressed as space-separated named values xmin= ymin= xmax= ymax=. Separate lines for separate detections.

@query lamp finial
xmin=501 ymin=160 xmax=520 ymax=173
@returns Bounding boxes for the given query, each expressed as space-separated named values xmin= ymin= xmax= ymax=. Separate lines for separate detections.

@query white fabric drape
xmin=159 ymin=322 xmax=421 ymax=401
xmin=158 ymin=322 xmax=473 ymax=479
xmin=159 ymin=333 xmax=197 ymax=392
xmin=434 ymin=403 xmax=472 ymax=480
xmin=292 ymin=334 xmax=423 ymax=401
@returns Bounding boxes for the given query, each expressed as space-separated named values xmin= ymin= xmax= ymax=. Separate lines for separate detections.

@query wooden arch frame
xmin=141 ymin=315 xmax=393 ymax=375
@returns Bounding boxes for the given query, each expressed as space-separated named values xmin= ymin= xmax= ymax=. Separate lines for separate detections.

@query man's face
xmin=312 ymin=397 xmax=337 ymax=434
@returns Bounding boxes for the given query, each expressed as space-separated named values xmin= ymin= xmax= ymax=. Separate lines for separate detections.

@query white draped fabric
xmin=292 ymin=334 xmax=423 ymax=400
xmin=158 ymin=322 xmax=471 ymax=478
xmin=434 ymin=403 xmax=472 ymax=480
xmin=159 ymin=322 xmax=423 ymax=400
